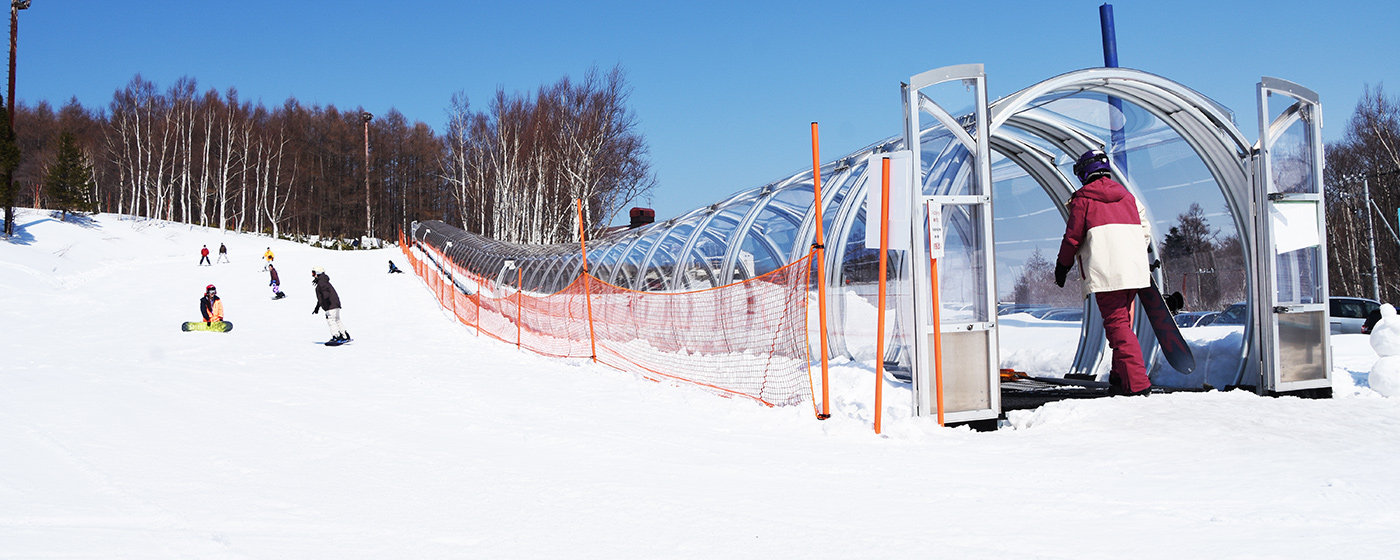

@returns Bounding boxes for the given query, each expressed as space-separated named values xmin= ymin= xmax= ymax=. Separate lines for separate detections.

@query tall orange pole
xmin=577 ymin=199 xmax=598 ymax=362
xmin=810 ymin=122 xmax=832 ymax=420
xmin=930 ymin=256 xmax=946 ymax=427
xmin=516 ymin=265 xmax=523 ymax=349
xmin=874 ymin=156 xmax=891 ymax=435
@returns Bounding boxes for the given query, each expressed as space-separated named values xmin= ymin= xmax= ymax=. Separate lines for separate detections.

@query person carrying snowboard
xmin=269 ymin=263 xmax=285 ymax=299
xmin=217 ymin=243 xmax=230 ymax=263
xmin=199 ymin=245 xmax=212 ymax=266
xmin=200 ymin=284 xmax=224 ymax=325
xmin=1054 ymin=149 xmax=1153 ymax=396
xmin=311 ymin=267 xmax=351 ymax=344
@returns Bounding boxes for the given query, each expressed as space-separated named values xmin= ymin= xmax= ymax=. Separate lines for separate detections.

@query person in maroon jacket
xmin=1055 ymin=150 xmax=1153 ymax=396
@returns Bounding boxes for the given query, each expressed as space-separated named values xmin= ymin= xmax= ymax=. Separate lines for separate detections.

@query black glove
xmin=312 ymin=305 xmax=320 ymax=315
xmin=1054 ymin=263 xmax=1072 ymax=288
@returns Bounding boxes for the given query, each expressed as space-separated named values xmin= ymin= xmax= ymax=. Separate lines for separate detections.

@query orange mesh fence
xmin=404 ymin=229 xmax=815 ymax=408
xmin=588 ymin=255 xmax=815 ymax=406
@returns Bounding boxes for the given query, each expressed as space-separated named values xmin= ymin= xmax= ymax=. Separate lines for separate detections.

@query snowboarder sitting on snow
xmin=269 ymin=263 xmax=285 ymax=299
xmin=200 ymin=284 xmax=224 ymax=325
xmin=388 ymin=260 xmax=404 ymax=274
xmin=199 ymin=245 xmax=212 ymax=266
xmin=311 ymin=267 xmax=350 ymax=343
xmin=1055 ymin=149 xmax=1153 ymax=397
xmin=217 ymin=242 xmax=229 ymax=263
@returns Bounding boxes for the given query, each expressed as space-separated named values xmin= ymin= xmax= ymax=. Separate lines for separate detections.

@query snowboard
xmin=182 ymin=320 xmax=233 ymax=333
xmin=271 ymin=292 xmax=287 ymax=300
xmin=1138 ymin=280 xmax=1194 ymax=374
xmin=324 ymin=338 xmax=352 ymax=347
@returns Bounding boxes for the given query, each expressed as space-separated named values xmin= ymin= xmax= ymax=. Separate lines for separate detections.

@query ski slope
xmin=3 ymin=209 xmax=1399 ymax=559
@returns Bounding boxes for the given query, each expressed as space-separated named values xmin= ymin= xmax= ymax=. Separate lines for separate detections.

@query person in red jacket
xmin=1055 ymin=150 xmax=1153 ymax=396
xmin=199 ymin=245 xmax=211 ymax=266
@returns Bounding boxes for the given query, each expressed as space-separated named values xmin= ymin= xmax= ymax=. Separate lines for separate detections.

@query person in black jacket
xmin=311 ymin=267 xmax=350 ymax=343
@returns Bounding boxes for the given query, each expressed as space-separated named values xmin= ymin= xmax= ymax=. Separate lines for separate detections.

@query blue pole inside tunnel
xmin=1100 ymin=4 xmax=1127 ymax=172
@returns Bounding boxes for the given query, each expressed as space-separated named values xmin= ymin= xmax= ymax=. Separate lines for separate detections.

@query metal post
xmin=361 ymin=111 xmax=373 ymax=240
xmin=4 ymin=1 xmax=27 ymax=238
xmin=1099 ymin=4 xmax=1127 ymax=170
xmin=1365 ymin=177 xmax=1381 ymax=301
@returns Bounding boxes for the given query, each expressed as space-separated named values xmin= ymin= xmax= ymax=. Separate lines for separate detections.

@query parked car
xmin=1212 ymin=302 xmax=1248 ymax=325
xmin=1174 ymin=311 xmax=1218 ymax=328
xmin=1039 ymin=308 xmax=1084 ymax=322
xmin=1330 ymin=296 xmax=1381 ymax=334
xmin=997 ymin=303 xmax=1051 ymax=316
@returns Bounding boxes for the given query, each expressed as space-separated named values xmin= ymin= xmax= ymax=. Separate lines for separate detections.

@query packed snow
xmin=3 ymin=209 xmax=1399 ymax=559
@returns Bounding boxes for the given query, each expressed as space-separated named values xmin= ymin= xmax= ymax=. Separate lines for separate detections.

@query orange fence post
xmin=874 ymin=156 xmax=891 ymax=435
xmin=930 ymin=257 xmax=945 ymax=427
xmin=811 ymin=122 xmax=832 ymax=420
xmin=577 ymin=199 xmax=598 ymax=362
xmin=516 ymin=265 xmax=523 ymax=349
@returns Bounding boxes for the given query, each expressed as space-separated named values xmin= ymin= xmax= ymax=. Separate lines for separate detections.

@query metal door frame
xmin=1253 ymin=77 xmax=1331 ymax=393
xmin=903 ymin=64 xmax=1000 ymax=422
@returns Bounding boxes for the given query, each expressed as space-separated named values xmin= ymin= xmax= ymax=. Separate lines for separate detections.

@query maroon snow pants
xmin=1095 ymin=288 xmax=1150 ymax=393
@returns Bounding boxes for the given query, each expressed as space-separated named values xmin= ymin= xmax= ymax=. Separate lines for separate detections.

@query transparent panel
xmin=640 ymin=220 xmax=693 ymax=290
xmin=1274 ymin=245 xmax=1323 ymax=305
xmin=615 ymin=235 xmax=657 ymax=290
xmin=1278 ymin=311 xmax=1327 ymax=383
xmin=939 ymin=331 xmax=992 ymax=413
xmin=678 ymin=229 xmax=727 ymax=289
xmin=934 ymin=204 xmax=989 ymax=323
xmin=990 ymin=155 xmax=1082 ymax=378
xmin=1269 ymin=116 xmax=1316 ymax=194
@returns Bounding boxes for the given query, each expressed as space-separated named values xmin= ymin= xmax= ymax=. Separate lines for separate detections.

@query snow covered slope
xmin=3 ymin=209 xmax=1399 ymax=559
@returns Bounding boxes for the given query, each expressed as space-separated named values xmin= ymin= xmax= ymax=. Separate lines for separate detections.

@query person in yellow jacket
xmin=262 ymin=247 xmax=275 ymax=271
xmin=200 ymin=284 xmax=224 ymax=325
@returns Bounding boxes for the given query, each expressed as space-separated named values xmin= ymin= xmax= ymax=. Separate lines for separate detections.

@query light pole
xmin=361 ymin=110 xmax=372 ymax=241
xmin=7 ymin=0 xmax=26 ymax=124
xmin=4 ymin=0 xmax=27 ymax=237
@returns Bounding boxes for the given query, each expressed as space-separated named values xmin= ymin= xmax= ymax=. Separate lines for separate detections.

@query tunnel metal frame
xmin=409 ymin=65 xmax=1330 ymax=420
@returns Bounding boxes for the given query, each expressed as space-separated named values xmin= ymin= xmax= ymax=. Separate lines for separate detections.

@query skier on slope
xmin=200 ymin=284 xmax=224 ymax=325
xmin=311 ymin=267 xmax=351 ymax=344
xmin=199 ymin=245 xmax=212 ymax=266
xmin=263 ymin=247 xmax=275 ymax=271
xmin=217 ymin=243 xmax=230 ymax=263
xmin=1054 ymin=149 xmax=1153 ymax=397
xmin=269 ymin=263 xmax=285 ymax=299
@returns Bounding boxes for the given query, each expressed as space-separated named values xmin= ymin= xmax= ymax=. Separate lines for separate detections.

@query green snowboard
xmin=182 ymin=320 xmax=234 ymax=332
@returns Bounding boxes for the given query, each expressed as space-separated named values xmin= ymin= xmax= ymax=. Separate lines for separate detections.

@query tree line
xmin=4 ymin=65 xmax=653 ymax=244
xmin=1325 ymin=85 xmax=1400 ymax=303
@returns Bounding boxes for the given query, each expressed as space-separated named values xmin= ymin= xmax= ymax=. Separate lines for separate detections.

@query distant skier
xmin=200 ymin=284 xmax=224 ymax=324
xmin=199 ymin=245 xmax=211 ymax=266
xmin=388 ymin=260 xmax=404 ymax=274
xmin=311 ymin=267 xmax=351 ymax=344
xmin=263 ymin=247 xmax=275 ymax=271
xmin=1054 ymin=150 xmax=1153 ymax=397
xmin=216 ymin=243 xmax=230 ymax=263
xmin=269 ymin=263 xmax=285 ymax=299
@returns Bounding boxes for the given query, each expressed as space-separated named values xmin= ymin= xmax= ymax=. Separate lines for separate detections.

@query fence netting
xmin=399 ymin=225 xmax=816 ymax=408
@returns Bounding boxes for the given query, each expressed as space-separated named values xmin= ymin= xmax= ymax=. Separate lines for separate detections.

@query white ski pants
xmin=325 ymin=308 xmax=346 ymax=336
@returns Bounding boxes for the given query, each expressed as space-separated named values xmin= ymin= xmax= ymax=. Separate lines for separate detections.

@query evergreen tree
xmin=44 ymin=131 xmax=94 ymax=221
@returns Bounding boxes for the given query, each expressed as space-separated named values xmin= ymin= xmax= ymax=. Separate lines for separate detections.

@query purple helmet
xmin=1072 ymin=150 xmax=1112 ymax=183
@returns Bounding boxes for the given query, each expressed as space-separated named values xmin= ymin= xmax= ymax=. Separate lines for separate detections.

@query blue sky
xmin=16 ymin=0 xmax=1400 ymax=222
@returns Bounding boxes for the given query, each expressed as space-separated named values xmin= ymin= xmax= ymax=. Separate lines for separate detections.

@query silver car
xmin=1330 ymin=297 xmax=1381 ymax=334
